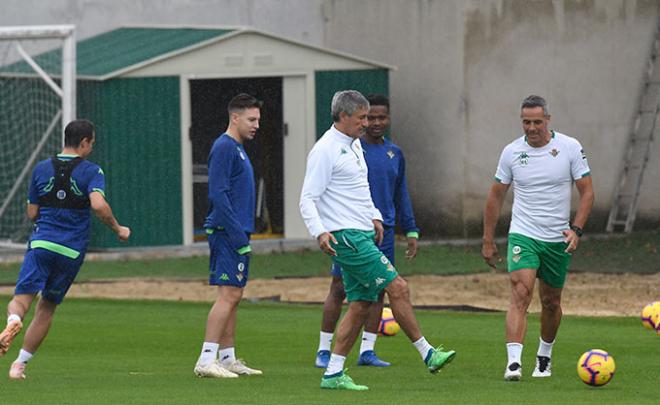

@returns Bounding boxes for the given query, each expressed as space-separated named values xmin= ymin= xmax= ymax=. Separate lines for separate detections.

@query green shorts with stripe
xmin=330 ymin=229 xmax=398 ymax=302
xmin=507 ymin=233 xmax=571 ymax=288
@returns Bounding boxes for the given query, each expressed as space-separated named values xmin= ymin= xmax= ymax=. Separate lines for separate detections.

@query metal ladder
xmin=606 ymin=20 xmax=659 ymax=233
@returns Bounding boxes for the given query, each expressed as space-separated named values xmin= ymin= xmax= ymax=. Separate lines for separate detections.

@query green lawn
xmin=0 ymin=298 xmax=656 ymax=404
xmin=1 ymin=230 xmax=658 ymax=284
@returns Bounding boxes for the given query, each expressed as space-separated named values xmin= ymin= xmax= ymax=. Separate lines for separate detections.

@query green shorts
xmin=507 ymin=233 xmax=571 ymax=288
xmin=330 ymin=229 xmax=398 ymax=302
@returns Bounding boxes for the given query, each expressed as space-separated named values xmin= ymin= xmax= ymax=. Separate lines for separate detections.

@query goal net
xmin=0 ymin=25 xmax=75 ymax=247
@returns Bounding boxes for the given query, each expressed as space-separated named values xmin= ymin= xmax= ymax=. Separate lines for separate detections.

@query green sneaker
xmin=425 ymin=346 xmax=456 ymax=374
xmin=320 ymin=370 xmax=369 ymax=391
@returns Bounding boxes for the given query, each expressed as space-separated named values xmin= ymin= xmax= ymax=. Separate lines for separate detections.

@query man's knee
xmin=329 ymin=277 xmax=346 ymax=301
xmin=510 ymin=276 xmax=535 ymax=308
xmin=540 ymin=292 xmax=562 ymax=313
xmin=385 ymin=276 xmax=409 ymax=300
xmin=217 ymin=286 xmax=244 ymax=305
xmin=349 ymin=301 xmax=372 ymax=317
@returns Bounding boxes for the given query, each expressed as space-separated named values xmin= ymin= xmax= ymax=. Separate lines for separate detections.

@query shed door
xmin=189 ymin=77 xmax=283 ymax=241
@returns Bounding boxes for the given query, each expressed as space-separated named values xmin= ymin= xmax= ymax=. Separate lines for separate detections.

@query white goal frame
xmin=0 ymin=25 xmax=76 ymax=249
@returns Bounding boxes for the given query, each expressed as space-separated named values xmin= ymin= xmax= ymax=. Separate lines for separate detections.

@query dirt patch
xmin=2 ymin=272 xmax=657 ymax=316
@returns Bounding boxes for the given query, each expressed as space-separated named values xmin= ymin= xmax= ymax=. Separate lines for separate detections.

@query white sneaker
xmin=532 ymin=356 xmax=552 ymax=377
xmin=9 ymin=361 xmax=26 ymax=380
xmin=504 ymin=362 xmax=522 ymax=381
xmin=194 ymin=362 xmax=239 ymax=378
xmin=222 ymin=359 xmax=263 ymax=375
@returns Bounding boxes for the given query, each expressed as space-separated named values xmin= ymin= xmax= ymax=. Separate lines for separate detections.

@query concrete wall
xmin=3 ymin=0 xmax=660 ymax=237
xmin=322 ymin=0 xmax=660 ymax=236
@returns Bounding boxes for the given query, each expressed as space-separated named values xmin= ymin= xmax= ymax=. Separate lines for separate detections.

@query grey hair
xmin=521 ymin=95 xmax=549 ymax=116
xmin=331 ymin=90 xmax=370 ymax=122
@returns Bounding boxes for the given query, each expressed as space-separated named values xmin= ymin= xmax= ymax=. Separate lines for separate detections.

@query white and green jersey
xmin=300 ymin=125 xmax=382 ymax=238
xmin=494 ymin=131 xmax=590 ymax=242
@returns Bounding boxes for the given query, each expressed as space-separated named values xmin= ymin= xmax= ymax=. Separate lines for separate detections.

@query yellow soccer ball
xmin=641 ymin=301 xmax=660 ymax=331
xmin=577 ymin=349 xmax=616 ymax=387
xmin=378 ymin=307 xmax=400 ymax=336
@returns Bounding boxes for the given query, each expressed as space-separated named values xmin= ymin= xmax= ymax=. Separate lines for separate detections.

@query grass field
xmin=1 ymin=230 xmax=659 ymax=284
xmin=0 ymin=298 xmax=657 ymax=404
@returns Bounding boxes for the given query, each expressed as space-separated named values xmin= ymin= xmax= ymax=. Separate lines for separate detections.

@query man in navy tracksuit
xmin=194 ymin=94 xmax=263 ymax=379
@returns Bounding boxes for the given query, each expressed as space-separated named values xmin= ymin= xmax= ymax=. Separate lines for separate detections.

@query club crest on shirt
xmin=237 ymin=147 xmax=246 ymax=160
xmin=387 ymin=150 xmax=395 ymax=159
xmin=549 ymin=148 xmax=559 ymax=157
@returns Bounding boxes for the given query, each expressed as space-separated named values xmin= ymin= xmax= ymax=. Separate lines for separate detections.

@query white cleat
xmin=194 ymin=362 xmax=239 ymax=378
xmin=9 ymin=361 xmax=26 ymax=380
xmin=504 ymin=362 xmax=522 ymax=381
xmin=222 ymin=359 xmax=263 ymax=376
xmin=532 ymin=356 xmax=552 ymax=377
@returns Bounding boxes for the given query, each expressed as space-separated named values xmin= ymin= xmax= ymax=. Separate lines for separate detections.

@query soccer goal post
xmin=0 ymin=25 xmax=76 ymax=247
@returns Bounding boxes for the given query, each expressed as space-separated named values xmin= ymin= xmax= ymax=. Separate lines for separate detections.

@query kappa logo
xmin=340 ymin=148 xmax=348 ymax=155
xmin=519 ymin=152 xmax=529 ymax=166
xmin=374 ymin=277 xmax=386 ymax=286
xmin=512 ymin=246 xmax=521 ymax=255
xmin=220 ymin=273 xmax=230 ymax=281
xmin=387 ymin=150 xmax=395 ymax=159
xmin=550 ymin=148 xmax=559 ymax=157
xmin=238 ymin=263 xmax=245 ymax=272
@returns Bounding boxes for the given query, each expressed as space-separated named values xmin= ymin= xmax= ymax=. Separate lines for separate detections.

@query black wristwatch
xmin=570 ymin=225 xmax=583 ymax=237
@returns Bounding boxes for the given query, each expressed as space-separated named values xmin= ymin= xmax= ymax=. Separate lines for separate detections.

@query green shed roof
xmin=0 ymin=27 xmax=234 ymax=78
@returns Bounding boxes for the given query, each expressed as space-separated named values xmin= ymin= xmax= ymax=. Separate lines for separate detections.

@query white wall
xmin=322 ymin=0 xmax=660 ymax=235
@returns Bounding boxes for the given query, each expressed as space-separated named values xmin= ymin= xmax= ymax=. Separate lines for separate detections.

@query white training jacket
xmin=299 ymin=125 xmax=382 ymax=238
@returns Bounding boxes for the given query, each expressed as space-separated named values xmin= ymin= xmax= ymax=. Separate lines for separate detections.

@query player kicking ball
xmin=300 ymin=90 xmax=456 ymax=391
xmin=0 ymin=119 xmax=130 ymax=379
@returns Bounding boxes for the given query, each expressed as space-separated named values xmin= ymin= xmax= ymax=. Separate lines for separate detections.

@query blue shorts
xmin=331 ymin=226 xmax=395 ymax=277
xmin=208 ymin=231 xmax=250 ymax=288
xmin=15 ymin=247 xmax=85 ymax=304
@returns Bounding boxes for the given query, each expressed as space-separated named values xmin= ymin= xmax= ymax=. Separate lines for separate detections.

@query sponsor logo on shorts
xmin=238 ymin=263 xmax=245 ymax=272
xmin=236 ymin=273 xmax=244 ymax=282
xmin=56 ymin=189 xmax=67 ymax=200
xmin=375 ymin=277 xmax=386 ymax=286
xmin=386 ymin=263 xmax=395 ymax=272
xmin=220 ymin=273 xmax=229 ymax=281
xmin=512 ymin=254 xmax=521 ymax=263
xmin=512 ymin=246 xmax=521 ymax=255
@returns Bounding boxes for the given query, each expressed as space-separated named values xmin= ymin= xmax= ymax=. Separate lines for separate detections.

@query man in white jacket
xmin=300 ymin=90 xmax=456 ymax=391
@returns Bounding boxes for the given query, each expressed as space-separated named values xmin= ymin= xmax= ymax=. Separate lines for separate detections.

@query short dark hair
xmin=521 ymin=95 xmax=549 ymax=116
xmin=64 ymin=119 xmax=95 ymax=147
xmin=366 ymin=94 xmax=389 ymax=111
xmin=227 ymin=93 xmax=263 ymax=115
